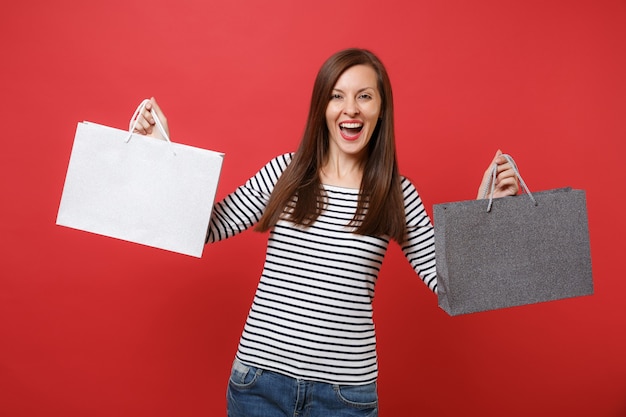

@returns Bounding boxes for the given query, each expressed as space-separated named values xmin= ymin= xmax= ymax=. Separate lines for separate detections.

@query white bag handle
xmin=482 ymin=154 xmax=537 ymax=212
xmin=127 ymin=99 xmax=171 ymax=143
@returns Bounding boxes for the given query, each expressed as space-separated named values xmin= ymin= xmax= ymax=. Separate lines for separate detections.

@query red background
xmin=2 ymin=1 xmax=625 ymax=416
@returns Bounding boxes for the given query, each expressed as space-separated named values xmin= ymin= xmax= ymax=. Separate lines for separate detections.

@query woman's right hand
xmin=132 ymin=97 xmax=170 ymax=140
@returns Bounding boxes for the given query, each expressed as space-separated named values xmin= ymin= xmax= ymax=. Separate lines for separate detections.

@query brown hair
xmin=255 ymin=48 xmax=407 ymax=243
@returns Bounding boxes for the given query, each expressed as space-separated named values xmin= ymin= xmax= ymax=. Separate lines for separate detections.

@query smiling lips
xmin=339 ymin=121 xmax=364 ymax=141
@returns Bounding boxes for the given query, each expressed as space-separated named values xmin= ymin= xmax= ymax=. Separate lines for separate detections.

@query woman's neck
xmin=319 ymin=153 xmax=364 ymax=189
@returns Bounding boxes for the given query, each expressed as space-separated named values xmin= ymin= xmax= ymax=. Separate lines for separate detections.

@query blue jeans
xmin=227 ymin=359 xmax=378 ymax=417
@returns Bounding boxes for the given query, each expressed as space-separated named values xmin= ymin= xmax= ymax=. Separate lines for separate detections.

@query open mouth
xmin=339 ymin=122 xmax=363 ymax=139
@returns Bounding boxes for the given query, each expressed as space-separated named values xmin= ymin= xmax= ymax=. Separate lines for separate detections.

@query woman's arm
xmin=401 ymin=150 xmax=520 ymax=294
xmin=400 ymin=178 xmax=438 ymax=294
xmin=206 ymin=153 xmax=294 ymax=243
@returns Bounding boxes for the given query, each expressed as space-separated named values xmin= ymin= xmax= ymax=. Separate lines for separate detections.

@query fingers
xmin=131 ymin=97 xmax=170 ymax=140
xmin=149 ymin=97 xmax=166 ymax=122
xmin=134 ymin=113 xmax=154 ymax=134
xmin=490 ymin=149 xmax=503 ymax=164
xmin=491 ymin=151 xmax=515 ymax=181
xmin=477 ymin=150 xmax=520 ymax=199
xmin=488 ymin=151 xmax=511 ymax=182
xmin=146 ymin=97 xmax=170 ymax=139
xmin=493 ymin=158 xmax=520 ymax=197
xmin=492 ymin=176 xmax=519 ymax=198
xmin=494 ymin=163 xmax=516 ymax=185
xmin=132 ymin=100 xmax=155 ymax=135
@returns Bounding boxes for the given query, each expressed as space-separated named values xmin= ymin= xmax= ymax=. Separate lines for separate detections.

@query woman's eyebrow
xmin=332 ymin=86 xmax=376 ymax=93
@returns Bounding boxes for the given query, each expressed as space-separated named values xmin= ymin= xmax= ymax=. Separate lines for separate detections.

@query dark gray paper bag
xmin=434 ymin=163 xmax=593 ymax=316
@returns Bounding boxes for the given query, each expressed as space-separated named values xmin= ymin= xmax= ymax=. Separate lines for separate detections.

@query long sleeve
xmin=400 ymin=177 xmax=438 ymax=293
xmin=206 ymin=153 xmax=292 ymax=243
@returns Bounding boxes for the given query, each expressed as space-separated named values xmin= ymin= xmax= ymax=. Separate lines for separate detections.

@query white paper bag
xmin=57 ymin=117 xmax=224 ymax=258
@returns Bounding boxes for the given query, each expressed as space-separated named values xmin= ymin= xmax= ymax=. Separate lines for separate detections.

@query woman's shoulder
xmin=399 ymin=174 xmax=419 ymax=194
xmin=255 ymin=152 xmax=294 ymax=173
xmin=247 ymin=153 xmax=295 ymax=186
xmin=264 ymin=152 xmax=294 ymax=168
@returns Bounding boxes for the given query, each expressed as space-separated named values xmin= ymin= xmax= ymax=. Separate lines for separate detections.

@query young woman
xmin=133 ymin=48 xmax=519 ymax=417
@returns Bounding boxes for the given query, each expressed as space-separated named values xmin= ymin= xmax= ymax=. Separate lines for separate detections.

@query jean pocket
xmin=333 ymin=382 xmax=378 ymax=409
xmin=229 ymin=359 xmax=262 ymax=389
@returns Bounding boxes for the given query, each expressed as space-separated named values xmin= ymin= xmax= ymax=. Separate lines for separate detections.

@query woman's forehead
xmin=333 ymin=65 xmax=379 ymax=91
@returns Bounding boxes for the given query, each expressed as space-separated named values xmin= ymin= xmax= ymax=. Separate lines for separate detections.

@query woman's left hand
xmin=476 ymin=150 xmax=520 ymax=199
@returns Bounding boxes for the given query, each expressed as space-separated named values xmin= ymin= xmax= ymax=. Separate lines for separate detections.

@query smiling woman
xmin=324 ymin=65 xmax=382 ymax=183
xmin=255 ymin=49 xmax=415 ymax=242
xmin=129 ymin=47 xmax=520 ymax=417
xmin=2 ymin=0 xmax=624 ymax=415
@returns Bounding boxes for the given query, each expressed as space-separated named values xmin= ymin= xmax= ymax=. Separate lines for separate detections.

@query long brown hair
xmin=255 ymin=48 xmax=407 ymax=243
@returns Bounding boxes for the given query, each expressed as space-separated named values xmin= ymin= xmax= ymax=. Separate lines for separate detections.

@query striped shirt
xmin=207 ymin=153 xmax=437 ymax=385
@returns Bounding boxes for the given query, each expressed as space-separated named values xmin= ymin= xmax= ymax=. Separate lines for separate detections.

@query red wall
xmin=2 ymin=1 xmax=625 ymax=416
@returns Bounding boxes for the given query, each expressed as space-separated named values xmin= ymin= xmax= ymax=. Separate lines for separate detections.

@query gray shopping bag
xmin=57 ymin=107 xmax=224 ymax=258
xmin=433 ymin=156 xmax=593 ymax=316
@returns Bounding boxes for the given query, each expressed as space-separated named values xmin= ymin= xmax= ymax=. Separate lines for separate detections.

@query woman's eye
xmin=330 ymin=94 xmax=343 ymax=100
xmin=359 ymin=93 xmax=372 ymax=100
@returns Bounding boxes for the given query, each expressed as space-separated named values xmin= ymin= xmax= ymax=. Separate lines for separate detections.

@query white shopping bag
xmin=57 ymin=101 xmax=224 ymax=257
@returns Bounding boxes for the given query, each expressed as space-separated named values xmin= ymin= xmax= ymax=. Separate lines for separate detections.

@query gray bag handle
xmin=482 ymin=154 xmax=537 ymax=212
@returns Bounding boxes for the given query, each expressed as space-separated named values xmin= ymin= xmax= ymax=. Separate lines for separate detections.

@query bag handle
xmin=126 ymin=99 xmax=172 ymax=144
xmin=483 ymin=154 xmax=537 ymax=212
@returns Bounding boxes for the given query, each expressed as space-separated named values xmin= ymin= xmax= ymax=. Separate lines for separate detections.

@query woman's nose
xmin=343 ymin=98 xmax=360 ymax=116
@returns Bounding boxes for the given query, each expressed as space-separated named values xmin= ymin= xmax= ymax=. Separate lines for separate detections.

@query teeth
xmin=340 ymin=122 xmax=363 ymax=129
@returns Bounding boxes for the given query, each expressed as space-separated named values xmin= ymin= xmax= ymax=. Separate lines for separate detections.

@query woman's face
xmin=325 ymin=64 xmax=382 ymax=160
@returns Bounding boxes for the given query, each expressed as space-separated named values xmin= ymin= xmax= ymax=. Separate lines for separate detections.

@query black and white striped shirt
xmin=207 ymin=153 xmax=437 ymax=385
